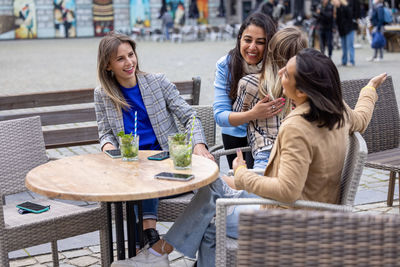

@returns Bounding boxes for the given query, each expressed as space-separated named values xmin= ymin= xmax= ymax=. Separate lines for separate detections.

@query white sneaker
xmin=110 ymin=248 xmax=170 ymax=267
xmin=374 ymin=57 xmax=383 ymax=62
xmin=366 ymin=57 xmax=375 ymax=62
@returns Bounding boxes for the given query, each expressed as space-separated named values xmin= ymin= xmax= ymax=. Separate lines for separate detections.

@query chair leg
xmin=51 ymin=240 xmax=59 ymax=267
xmin=100 ymin=228 xmax=112 ymax=266
xmin=0 ymin=248 xmax=10 ymax=267
xmin=387 ymin=171 xmax=396 ymax=206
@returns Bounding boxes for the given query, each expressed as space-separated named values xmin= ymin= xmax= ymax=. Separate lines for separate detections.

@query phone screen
xmin=105 ymin=149 xmax=121 ymax=158
xmin=148 ymin=151 xmax=169 ymax=160
xmin=154 ymin=172 xmax=194 ymax=181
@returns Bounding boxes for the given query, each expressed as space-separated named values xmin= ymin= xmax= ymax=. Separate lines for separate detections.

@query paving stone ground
xmin=3 ymin=35 xmax=400 ymax=266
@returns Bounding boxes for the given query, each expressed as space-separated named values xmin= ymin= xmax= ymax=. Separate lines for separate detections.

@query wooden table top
xmin=26 ymin=151 xmax=219 ymax=202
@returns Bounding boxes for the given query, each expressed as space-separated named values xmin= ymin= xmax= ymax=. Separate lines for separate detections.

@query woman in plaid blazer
xmin=94 ymin=31 xmax=214 ymax=254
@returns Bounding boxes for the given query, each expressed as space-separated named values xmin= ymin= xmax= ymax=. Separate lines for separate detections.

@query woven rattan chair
xmin=158 ymin=105 xmax=218 ymax=221
xmin=0 ymin=116 xmax=111 ymax=266
xmin=215 ymin=132 xmax=367 ymax=267
xmin=237 ymin=209 xmax=400 ymax=266
xmin=341 ymin=76 xmax=400 ymax=207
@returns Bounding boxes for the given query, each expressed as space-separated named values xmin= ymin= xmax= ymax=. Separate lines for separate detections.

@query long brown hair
xmin=227 ymin=12 xmax=276 ymax=100
xmin=259 ymin=26 xmax=308 ymax=117
xmin=97 ymin=31 xmax=142 ymax=110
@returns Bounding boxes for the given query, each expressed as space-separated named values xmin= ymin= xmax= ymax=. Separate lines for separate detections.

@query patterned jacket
xmin=232 ymin=74 xmax=280 ymax=157
xmin=94 ymin=72 xmax=207 ymax=150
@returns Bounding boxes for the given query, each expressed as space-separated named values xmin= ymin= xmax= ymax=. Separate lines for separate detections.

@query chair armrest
xmin=215 ymin=198 xmax=351 ymax=267
xmin=211 ymin=146 xmax=252 ymax=167
xmin=209 ymin=144 xmax=223 ymax=154
xmin=226 ymin=168 xmax=265 ymax=176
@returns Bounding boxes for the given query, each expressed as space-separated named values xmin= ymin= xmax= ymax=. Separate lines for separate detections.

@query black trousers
xmin=222 ymin=133 xmax=254 ymax=169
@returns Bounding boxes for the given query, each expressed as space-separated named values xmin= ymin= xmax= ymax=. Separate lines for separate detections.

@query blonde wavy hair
xmin=97 ymin=31 xmax=142 ymax=111
xmin=259 ymin=26 xmax=308 ymax=117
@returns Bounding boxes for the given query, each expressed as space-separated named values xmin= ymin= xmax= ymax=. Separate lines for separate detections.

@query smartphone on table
xmin=148 ymin=151 xmax=169 ymax=161
xmin=16 ymin=201 xmax=50 ymax=214
xmin=154 ymin=172 xmax=194 ymax=181
xmin=104 ymin=149 xmax=122 ymax=159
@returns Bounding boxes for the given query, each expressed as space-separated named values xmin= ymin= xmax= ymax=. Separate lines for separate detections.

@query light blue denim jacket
xmin=212 ymin=55 xmax=247 ymax=138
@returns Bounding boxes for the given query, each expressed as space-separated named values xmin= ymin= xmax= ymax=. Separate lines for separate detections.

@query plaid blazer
xmin=233 ymin=74 xmax=280 ymax=157
xmin=94 ymin=72 xmax=207 ymax=150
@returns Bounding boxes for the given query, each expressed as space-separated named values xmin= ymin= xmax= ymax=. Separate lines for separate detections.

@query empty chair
xmin=341 ymin=76 xmax=400 ymax=207
xmin=0 ymin=116 xmax=111 ymax=266
xmin=171 ymin=27 xmax=183 ymax=43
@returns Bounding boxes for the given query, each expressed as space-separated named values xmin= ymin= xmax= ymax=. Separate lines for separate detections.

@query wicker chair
xmin=215 ymin=132 xmax=368 ymax=267
xmin=341 ymin=76 xmax=400 ymax=207
xmin=158 ymin=105 xmax=218 ymax=221
xmin=237 ymin=209 xmax=400 ymax=266
xmin=0 ymin=116 xmax=111 ymax=266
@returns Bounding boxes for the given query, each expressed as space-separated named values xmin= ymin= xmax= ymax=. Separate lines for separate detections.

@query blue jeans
xmin=253 ymin=150 xmax=271 ymax=170
xmin=138 ymin=198 xmax=158 ymax=220
xmin=341 ymin=30 xmax=355 ymax=66
xmin=164 ymin=178 xmax=260 ymax=267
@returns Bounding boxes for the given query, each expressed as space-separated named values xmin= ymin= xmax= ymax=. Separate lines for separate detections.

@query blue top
xmin=212 ymin=55 xmax=247 ymax=137
xmin=120 ymin=84 xmax=161 ymax=150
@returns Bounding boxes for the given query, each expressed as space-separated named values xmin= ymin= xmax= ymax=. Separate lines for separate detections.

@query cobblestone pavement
xmin=3 ymin=36 xmax=400 ymax=266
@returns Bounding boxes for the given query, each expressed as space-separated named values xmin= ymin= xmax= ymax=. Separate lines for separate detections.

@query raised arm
xmin=346 ymin=73 xmax=387 ymax=133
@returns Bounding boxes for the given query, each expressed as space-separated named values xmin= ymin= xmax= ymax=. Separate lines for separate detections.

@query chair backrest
xmin=338 ymin=132 xmax=368 ymax=206
xmin=175 ymin=105 xmax=216 ymax=148
xmin=341 ymin=76 xmax=400 ymax=153
xmin=0 ymin=116 xmax=48 ymax=196
xmin=237 ymin=209 xmax=400 ymax=266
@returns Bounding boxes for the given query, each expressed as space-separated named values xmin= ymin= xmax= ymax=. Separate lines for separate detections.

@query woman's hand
xmin=367 ymin=73 xmax=387 ymax=90
xmin=250 ymin=96 xmax=285 ymax=121
xmin=102 ymin=143 xmax=116 ymax=152
xmin=222 ymin=175 xmax=237 ymax=189
xmin=193 ymin=143 xmax=215 ymax=161
xmin=232 ymin=149 xmax=246 ymax=174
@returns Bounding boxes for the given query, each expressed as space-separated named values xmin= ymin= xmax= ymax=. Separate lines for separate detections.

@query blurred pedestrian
xmin=332 ymin=0 xmax=360 ymax=66
xmin=258 ymin=0 xmax=275 ymax=19
xmin=161 ymin=6 xmax=173 ymax=40
xmin=316 ymin=0 xmax=335 ymax=58
xmin=368 ymin=0 xmax=385 ymax=62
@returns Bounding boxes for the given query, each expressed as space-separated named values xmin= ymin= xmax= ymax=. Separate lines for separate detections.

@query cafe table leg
xmin=137 ymin=201 xmax=144 ymax=248
xmin=114 ymin=202 xmax=126 ymax=260
xmin=106 ymin=203 xmax=114 ymax=264
xmin=126 ymin=201 xmax=137 ymax=258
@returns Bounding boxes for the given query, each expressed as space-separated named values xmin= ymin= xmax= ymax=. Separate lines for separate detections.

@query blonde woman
xmin=94 ymin=31 xmax=213 ymax=256
xmin=233 ymin=26 xmax=308 ymax=169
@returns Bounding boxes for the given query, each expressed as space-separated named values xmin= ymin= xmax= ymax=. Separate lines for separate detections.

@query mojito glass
xmin=168 ymin=134 xmax=192 ymax=170
xmin=119 ymin=135 xmax=139 ymax=161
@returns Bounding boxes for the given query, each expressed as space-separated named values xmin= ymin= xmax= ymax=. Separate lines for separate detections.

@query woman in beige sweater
xmin=228 ymin=48 xmax=386 ymax=204
xmin=111 ymin=49 xmax=387 ymax=267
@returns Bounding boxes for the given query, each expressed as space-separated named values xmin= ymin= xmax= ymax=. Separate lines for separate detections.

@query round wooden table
xmin=26 ymin=151 xmax=219 ymax=262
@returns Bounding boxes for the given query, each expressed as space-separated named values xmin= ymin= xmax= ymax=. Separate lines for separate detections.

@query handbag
xmin=371 ymin=31 xmax=386 ymax=49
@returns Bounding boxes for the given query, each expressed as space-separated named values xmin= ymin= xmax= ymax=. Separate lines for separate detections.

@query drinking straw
xmin=134 ymin=111 xmax=137 ymax=137
xmin=188 ymin=115 xmax=196 ymax=145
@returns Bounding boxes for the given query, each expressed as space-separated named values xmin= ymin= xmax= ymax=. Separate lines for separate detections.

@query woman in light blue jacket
xmin=213 ymin=12 xmax=284 ymax=168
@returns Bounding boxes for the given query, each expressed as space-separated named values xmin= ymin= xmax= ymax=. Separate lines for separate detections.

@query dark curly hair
xmin=227 ymin=12 xmax=277 ymax=100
